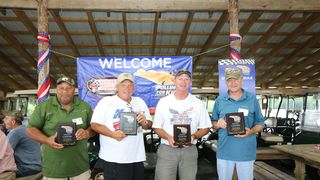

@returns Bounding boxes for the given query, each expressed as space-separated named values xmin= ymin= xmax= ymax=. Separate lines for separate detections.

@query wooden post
xmin=228 ymin=1 xmax=240 ymax=179
xmin=229 ymin=0 xmax=241 ymax=60
xmin=37 ymin=0 xmax=50 ymax=102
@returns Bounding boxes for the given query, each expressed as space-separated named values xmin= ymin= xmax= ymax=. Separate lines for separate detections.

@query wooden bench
xmin=254 ymin=161 xmax=295 ymax=180
xmin=204 ymin=140 xmax=289 ymax=160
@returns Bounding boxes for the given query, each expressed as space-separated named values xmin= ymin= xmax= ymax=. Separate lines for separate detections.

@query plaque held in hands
xmin=120 ymin=112 xmax=137 ymax=135
xmin=173 ymin=124 xmax=191 ymax=147
xmin=56 ymin=122 xmax=77 ymax=146
xmin=225 ymin=112 xmax=245 ymax=136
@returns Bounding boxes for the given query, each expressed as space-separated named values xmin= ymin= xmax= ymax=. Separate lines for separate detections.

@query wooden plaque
xmin=56 ymin=122 xmax=77 ymax=146
xmin=120 ymin=112 xmax=137 ymax=135
xmin=226 ymin=112 xmax=245 ymax=136
xmin=173 ymin=124 xmax=191 ymax=147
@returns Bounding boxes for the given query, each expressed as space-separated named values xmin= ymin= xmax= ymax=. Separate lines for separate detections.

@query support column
xmin=37 ymin=0 xmax=51 ymax=103
xmin=228 ymin=0 xmax=241 ymax=179
xmin=228 ymin=0 xmax=241 ymax=60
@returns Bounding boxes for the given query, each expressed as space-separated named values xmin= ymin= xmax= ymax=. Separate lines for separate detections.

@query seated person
xmin=4 ymin=111 xmax=41 ymax=178
xmin=0 ymin=130 xmax=17 ymax=179
xmin=0 ymin=114 xmax=8 ymax=134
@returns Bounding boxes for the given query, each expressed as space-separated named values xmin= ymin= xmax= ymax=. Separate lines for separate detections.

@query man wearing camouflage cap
xmin=91 ymin=73 xmax=152 ymax=180
xmin=211 ymin=67 xmax=265 ymax=180
xmin=27 ymin=76 xmax=95 ymax=179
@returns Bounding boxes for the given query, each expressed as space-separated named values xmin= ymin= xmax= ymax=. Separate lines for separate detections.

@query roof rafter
xmin=2 ymin=0 xmax=320 ymax=11
xmin=87 ymin=11 xmax=105 ymax=56
xmin=264 ymin=34 xmax=320 ymax=86
xmin=0 ymin=73 xmax=26 ymax=89
xmin=13 ymin=9 xmax=69 ymax=78
xmin=285 ymin=64 xmax=320 ymax=86
xmin=198 ymin=11 xmax=263 ymax=87
xmin=193 ymin=12 xmax=228 ymax=70
xmin=151 ymin=12 xmax=160 ymax=55
xmin=51 ymin=10 xmax=80 ymax=56
xmin=256 ymin=13 xmax=320 ymax=71
xmin=271 ymin=49 xmax=320 ymax=85
xmin=0 ymin=50 xmax=37 ymax=86
xmin=244 ymin=12 xmax=293 ymax=58
xmin=122 ymin=12 xmax=129 ymax=55
xmin=0 ymin=24 xmax=37 ymax=67
xmin=176 ymin=11 xmax=195 ymax=55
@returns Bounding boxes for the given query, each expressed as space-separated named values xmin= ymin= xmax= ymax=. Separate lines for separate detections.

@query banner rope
xmin=49 ymin=43 xmax=232 ymax=59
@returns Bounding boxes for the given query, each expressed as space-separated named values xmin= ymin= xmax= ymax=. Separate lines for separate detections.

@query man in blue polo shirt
xmin=211 ymin=67 xmax=265 ymax=180
xmin=4 ymin=111 xmax=41 ymax=178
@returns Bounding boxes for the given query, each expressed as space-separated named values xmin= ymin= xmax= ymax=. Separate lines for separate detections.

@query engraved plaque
xmin=120 ymin=112 xmax=137 ymax=135
xmin=56 ymin=122 xmax=77 ymax=146
xmin=226 ymin=112 xmax=245 ymax=136
xmin=173 ymin=124 xmax=191 ymax=147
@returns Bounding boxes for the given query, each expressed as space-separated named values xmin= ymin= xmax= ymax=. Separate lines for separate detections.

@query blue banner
xmin=77 ymin=56 xmax=192 ymax=110
xmin=218 ymin=59 xmax=256 ymax=95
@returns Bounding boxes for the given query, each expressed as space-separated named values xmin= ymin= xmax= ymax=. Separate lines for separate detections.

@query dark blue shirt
xmin=211 ymin=90 xmax=265 ymax=161
xmin=7 ymin=125 xmax=41 ymax=177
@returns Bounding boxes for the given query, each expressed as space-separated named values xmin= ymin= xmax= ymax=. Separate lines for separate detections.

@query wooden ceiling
xmin=0 ymin=0 xmax=319 ymax=94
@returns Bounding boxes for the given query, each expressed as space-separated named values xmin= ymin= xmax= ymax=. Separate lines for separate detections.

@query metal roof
xmin=0 ymin=0 xmax=319 ymax=94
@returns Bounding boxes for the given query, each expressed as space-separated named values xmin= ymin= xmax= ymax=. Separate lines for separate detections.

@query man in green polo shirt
xmin=27 ymin=76 xmax=95 ymax=180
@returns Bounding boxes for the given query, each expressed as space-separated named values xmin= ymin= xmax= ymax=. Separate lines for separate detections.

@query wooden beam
xmin=0 ymin=51 xmax=37 ymax=86
xmin=256 ymin=13 xmax=320 ymax=71
xmin=151 ymin=12 xmax=160 ymax=55
xmin=199 ymin=11 xmax=262 ymax=87
xmin=2 ymin=14 xmax=314 ymax=24
xmin=279 ymin=52 xmax=320 ymax=84
xmin=0 ymin=72 xmax=26 ymax=89
xmin=6 ymin=28 xmax=320 ymax=38
xmin=244 ymin=12 xmax=293 ymax=58
xmin=13 ymin=8 xmax=68 ymax=77
xmin=51 ymin=10 xmax=80 ymax=56
xmin=2 ymin=0 xmax=320 ymax=11
xmin=266 ymin=49 xmax=320 ymax=87
xmin=13 ymin=9 xmax=37 ymax=38
xmin=1 ymin=41 xmax=318 ymax=50
xmin=264 ymin=32 xmax=320 ymax=86
xmin=87 ymin=11 xmax=105 ymax=56
xmin=200 ymin=0 xmax=242 ymax=89
xmin=175 ymin=11 xmax=194 ymax=55
xmin=50 ymin=53 xmax=71 ymax=77
xmin=193 ymin=12 xmax=228 ymax=70
xmin=0 ymin=24 xmax=37 ymax=67
xmin=122 ymin=12 xmax=129 ymax=55
xmin=0 ymin=83 xmax=11 ymax=93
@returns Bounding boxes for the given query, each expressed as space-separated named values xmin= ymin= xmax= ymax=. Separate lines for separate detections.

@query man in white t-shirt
xmin=152 ymin=70 xmax=212 ymax=180
xmin=91 ymin=73 xmax=152 ymax=180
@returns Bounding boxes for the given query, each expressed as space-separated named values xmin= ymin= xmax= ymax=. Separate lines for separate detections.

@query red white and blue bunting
xmin=229 ymin=34 xmax=242 ymax=61
xmin=37 ymin=32 xmax=51 ymax=103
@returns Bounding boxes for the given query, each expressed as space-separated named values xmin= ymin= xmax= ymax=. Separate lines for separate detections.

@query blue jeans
xmin=217 ymin=159 xmax=254 ymax=180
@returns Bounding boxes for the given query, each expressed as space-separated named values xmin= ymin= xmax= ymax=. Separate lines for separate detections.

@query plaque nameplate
xmin=173 ymin=124 xmax=191 ymax=147
xmin=56 ymin=122 xmax=77 ymax=146
xmin=226 ymin=112 xmax=245 ymax=136
xmin=120 ymin=112 xmax=137 ymax=135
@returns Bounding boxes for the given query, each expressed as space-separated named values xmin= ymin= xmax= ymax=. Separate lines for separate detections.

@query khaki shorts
xmin=0 ymin=171 xmax=16 ymax=180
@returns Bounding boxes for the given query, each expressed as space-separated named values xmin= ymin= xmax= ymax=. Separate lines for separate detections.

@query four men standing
xmin=2 ymin=67 xmax=263 ymax=179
